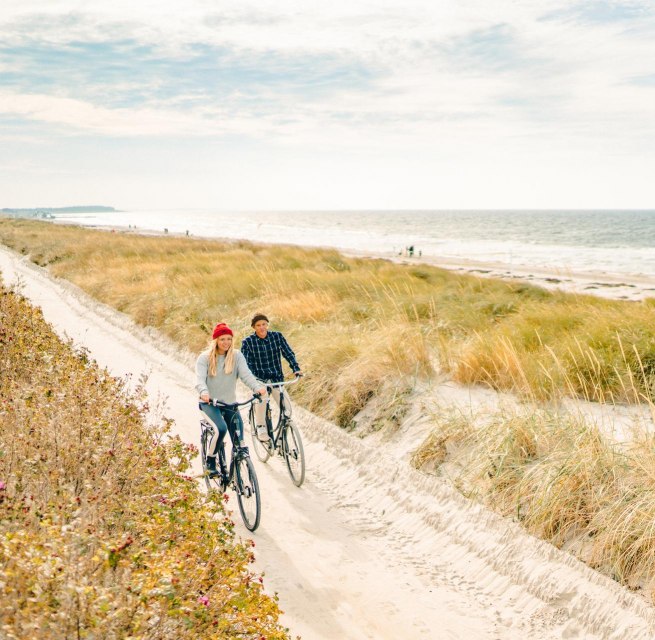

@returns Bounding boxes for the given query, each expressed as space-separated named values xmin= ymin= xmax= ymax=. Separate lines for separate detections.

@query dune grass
xmin=0 ymin=218 xmax=654 ymax=424
xmin=412 ymin=406 xmax=655 ymax=600
xmin=0 ymin=283 xmax=289 ymax=639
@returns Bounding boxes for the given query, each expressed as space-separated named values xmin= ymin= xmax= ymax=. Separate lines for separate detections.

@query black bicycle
xmin=200 ymin=395 xmax=261 ymax=531
xmin=248 ymin=376 xmax=305 ymax=487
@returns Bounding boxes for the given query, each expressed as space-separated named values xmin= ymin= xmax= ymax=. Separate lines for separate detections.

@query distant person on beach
xmin=241 ymin=314 xmax=303 ymax=442
xmin=195 ymin=322 xmax=266 ymax=478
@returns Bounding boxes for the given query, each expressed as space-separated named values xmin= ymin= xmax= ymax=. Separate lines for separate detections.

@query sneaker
xmin=205 ymin=456 xmax=219 ymax=478
xmin=256 ymin=425 xmax=269 ymax=442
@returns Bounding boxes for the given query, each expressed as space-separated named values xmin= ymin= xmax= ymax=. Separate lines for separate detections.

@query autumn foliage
xmin=0 ymin=284 xmax=290 ymax=639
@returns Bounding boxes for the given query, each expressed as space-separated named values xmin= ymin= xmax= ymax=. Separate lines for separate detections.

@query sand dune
xmin=2 ymin=245 xmax=654 ymax=639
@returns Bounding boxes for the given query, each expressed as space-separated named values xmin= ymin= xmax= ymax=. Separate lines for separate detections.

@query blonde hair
xmin=207 ymin=338 xmax=235 ymax=376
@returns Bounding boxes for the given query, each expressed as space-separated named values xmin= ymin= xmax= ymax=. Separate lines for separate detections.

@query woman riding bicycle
xmin=195 ymin=322 xmax=266 ymax=478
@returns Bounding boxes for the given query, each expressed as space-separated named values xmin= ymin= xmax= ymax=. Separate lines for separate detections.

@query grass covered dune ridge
xmin=412 ymin=406 xmax=655 ymax=601
xmin=0 ymin=283 xmax=289 ymax=639
xmin=1 ymin=218 xmax=654 ymax=425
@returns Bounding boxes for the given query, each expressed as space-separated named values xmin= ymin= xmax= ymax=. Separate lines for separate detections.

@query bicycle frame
xmin=200 ymin=417 xmax=241 ymax=490
xmin=249 ymin=376 xmax=305 ymax=487
xmin=200 ymin=394 xmax=262 ymax=531
xmin=259 ymin=377 xmax=299 ymax=449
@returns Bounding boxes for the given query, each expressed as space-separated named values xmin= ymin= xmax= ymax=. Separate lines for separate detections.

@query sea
xmin=51 ymin=209 xmax=655 ymax=279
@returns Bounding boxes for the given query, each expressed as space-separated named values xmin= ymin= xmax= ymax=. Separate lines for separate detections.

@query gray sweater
xmin=195 ymin=350 xmax=261 ymax=403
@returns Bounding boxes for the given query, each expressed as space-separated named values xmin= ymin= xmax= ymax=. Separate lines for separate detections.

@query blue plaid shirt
xmin=240 ymin=331 xmax=300 ymax=383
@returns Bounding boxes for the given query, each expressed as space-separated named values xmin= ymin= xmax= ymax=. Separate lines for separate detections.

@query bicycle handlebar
xmin=205 ymin=393 xmax=262 ymax=409
xmin=265 ymin=375 xmax=303 ymax=389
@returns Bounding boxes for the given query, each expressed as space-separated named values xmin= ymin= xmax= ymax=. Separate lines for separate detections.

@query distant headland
xmin=1 ymin=206 xmax=116 ymax=219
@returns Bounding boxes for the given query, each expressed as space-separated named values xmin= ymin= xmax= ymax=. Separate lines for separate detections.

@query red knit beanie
xmin=212 ymin=323 xmax=234 ymax=339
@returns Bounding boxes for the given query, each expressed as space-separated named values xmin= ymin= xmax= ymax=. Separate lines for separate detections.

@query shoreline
xmin=366 ymin=250 xmax=655 ymax=301
xmin=67 ymin=219 xmax=655 ymax=302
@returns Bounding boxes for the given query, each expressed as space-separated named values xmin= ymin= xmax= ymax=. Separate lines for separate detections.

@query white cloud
xmin=1 ymin=0 xmax=654 ymax=208
xmin=0 ymin=91 xmax=299 ymax=138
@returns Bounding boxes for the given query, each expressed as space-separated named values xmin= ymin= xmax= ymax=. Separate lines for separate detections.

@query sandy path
xmin=2 ymin=246 xmax=655 ymax=640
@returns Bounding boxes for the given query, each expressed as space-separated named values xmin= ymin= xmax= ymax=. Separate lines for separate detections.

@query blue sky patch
xmin=540 ymin=1 xmax=652 ymax=25
xmin=437 ymin=24 xmax=540 ymax=75
xmin=629 ymin=73 xmax=655 ymax=86
xmin=0 ymin=39 xmax=380 ymax=109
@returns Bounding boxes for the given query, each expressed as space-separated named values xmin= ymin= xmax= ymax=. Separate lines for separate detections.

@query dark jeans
xmin=199 ymin=403 xmax=244 ymax=458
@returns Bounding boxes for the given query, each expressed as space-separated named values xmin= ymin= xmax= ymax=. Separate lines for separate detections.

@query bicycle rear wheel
xmin=235 ymin=455 xmax=261 ymax=531
xmin=282 ymin=421 xmax=305 ymax=487
xmin=249 ymin=404 xmax=272 ymax=463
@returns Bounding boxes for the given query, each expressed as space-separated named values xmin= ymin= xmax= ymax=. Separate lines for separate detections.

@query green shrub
xmin=0 ymin=284 xmax=289 ymax=640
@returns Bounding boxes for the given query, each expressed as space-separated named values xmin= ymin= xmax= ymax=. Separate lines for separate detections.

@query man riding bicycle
xmin=240 ymin=313 xmax=302 ymax=442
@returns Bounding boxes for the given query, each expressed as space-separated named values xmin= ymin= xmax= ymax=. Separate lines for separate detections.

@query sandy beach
xmin=340 ymin=247 xmax=655 ymax=303
xmin=3 ymin=243 xmax=655 ymax=639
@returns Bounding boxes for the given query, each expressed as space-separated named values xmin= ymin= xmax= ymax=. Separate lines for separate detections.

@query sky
xmin=1 ymin=0 xmax=654 ymax=211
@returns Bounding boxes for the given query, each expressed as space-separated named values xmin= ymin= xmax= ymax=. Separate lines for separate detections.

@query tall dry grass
xmin=0 ymin=283 xmax=288 ymax=639
xmin=1 ymin=218 xmax=654 ymax=424
xmin=453 ymin=299 xmax=655 ymax=404
xmin=412 ymin=404 xmax=655 ymax=600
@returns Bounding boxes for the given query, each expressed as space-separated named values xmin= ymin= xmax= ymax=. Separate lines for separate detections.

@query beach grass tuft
xmin=412 ymin=405 xmax=655 ymax=598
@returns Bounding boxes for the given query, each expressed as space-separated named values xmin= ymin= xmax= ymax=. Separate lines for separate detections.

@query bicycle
xmin=248 ymin=376 xmax=306 ymax=487
xmin=200 ymin=395 xmax=262 ymax=532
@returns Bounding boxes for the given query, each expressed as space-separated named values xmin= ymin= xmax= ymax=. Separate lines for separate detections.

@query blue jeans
xmin=199 ymin=403 xmax=244 ymax=458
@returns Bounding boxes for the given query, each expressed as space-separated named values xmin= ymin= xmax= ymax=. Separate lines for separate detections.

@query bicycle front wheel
xmin=200 ymin=426 xmax=213 ymax=492
xmin=235 ymin=455 xmax=261 ymax=531
xmin=282 ymin=422 xmax=305 ymax=487
xmin=249 ymin=405 xmax=272 ymax=463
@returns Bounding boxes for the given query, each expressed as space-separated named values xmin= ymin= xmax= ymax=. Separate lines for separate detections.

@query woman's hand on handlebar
xmin=200 ymin=392 xmax=210 ymax=403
